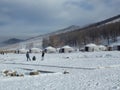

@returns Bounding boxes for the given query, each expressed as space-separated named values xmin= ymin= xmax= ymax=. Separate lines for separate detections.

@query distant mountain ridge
xmin=3 ymin=38 xmax=24 ymax=45
xmin=89 ymin=14 xmax=120 ymax=27
xmin=72 ymin=14 xmax=120 ymax=31
xmin=26 ymin=25 xmax=80 ymax=41
xmin=49 ymin=25 xmax=80 ymax=35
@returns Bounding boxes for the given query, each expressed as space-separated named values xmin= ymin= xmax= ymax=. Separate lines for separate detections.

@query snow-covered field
xmin=0 ymin=51 xmax=120 ymax=90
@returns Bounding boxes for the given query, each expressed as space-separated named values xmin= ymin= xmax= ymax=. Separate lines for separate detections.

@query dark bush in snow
xmin=29 ymin=71 xmax=39 ymax=75
xmin=2 ymin=69 xmax=24 ymax=77
xmin=63 ymin=70 xmax=69 ymax=74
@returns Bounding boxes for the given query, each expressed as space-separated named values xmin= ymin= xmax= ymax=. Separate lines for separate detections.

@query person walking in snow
xmin=26 ymin=51 xmax=31 ymax=61
xmin=41 ymin=50 xmax=45 ymax=60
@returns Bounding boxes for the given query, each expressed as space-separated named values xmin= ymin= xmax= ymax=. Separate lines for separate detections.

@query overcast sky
xmin=0 ymin=0 xmax=120 ymax=41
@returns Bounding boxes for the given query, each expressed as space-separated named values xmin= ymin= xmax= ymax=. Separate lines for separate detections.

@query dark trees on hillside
xmin=49 ymin=35 xmax=64 ymax=47
xmin=42 ymin=38 xmax=49 ymax=48
xmin=43 ymin=21 xmax=120 ymax=47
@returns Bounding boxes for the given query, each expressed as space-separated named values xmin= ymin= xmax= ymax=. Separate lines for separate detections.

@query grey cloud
xmin=0 ymin=0 xmax=120 ymax=41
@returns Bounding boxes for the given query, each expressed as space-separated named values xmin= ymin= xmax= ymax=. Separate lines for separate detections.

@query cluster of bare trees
xmin=42 ymin=21 xmax=120 ymax=48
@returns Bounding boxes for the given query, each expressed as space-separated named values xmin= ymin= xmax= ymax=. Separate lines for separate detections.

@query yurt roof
xmin=31 ymin=48 xmax=41 ymax=50
xmin=98 ymin=45 xmax=106 ymax=48
xmin=19 ymin=48 xmax=26 ymax=50
xmin=45 ymin=46 xmax=56 ymax=50
xmin=19 ymin=48 xmax=28 ymax=52
xmin=62 ymin=45 xmax=73 ymax=49
xmin=86 ymin=43 xmax=97 ymax=47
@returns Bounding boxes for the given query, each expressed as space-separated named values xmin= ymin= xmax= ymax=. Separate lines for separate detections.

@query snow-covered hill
xmin=0 ymin=25 xmax=80 ymax=50
xmin=0 ymin=15 xmax=120 ymax=50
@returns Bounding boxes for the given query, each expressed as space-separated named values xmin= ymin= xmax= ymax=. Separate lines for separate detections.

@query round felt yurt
xmin=98 ymin=45 xmax=107 ymax=51
xmin=30 ymin=48 xmax=42 ymax=53
xmin=18 ymin=48 xmax=29 ymax=54
xmin=45 ymin=46 xmax=56 ymax=53
xmin=59 ymin=45 xmax=74 ymax=53
xmin=85 ymin=43 xmax=99 ymax=52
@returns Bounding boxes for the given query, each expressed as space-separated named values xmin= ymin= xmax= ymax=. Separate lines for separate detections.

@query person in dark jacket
xmin=41 ymin=50 xmax=45 ymax=60
xmin=26 ymin=52 xmax=31 ymax=61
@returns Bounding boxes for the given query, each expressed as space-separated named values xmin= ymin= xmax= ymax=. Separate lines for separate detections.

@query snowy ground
xmin=0 ymin=51 xmax=120 ymax=90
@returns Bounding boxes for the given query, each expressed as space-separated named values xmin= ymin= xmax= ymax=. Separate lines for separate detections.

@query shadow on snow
xmin=2 ymin=62 xmax=96 ymax=70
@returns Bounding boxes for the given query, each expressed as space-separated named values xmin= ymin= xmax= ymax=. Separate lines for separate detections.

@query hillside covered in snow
xmin=0 ymin=14 xmax=120 ymax=50
xmin=46 ymin=14 xmax=120 ymax=48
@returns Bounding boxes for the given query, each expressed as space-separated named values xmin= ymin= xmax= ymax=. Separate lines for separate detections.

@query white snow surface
xmin=0 ymin=51 xmax=120 ymax=90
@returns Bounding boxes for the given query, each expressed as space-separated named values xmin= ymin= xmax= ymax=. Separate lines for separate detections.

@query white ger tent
xmin=18 ymin=48 xmax=29 ymax=54
xmin=59 ymin=45 xmax=74 ymax=53
xmin=98 ymin=45 xmax=107 ymax=51
xmin=30 ymin=48 xmax=42 ymax=53
xmin=85 ymin=43 xmax=99 ymax=52
xmin=45 ymin=46 xmax=56 ymax=53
